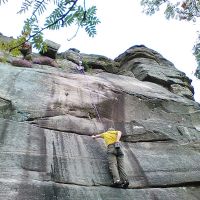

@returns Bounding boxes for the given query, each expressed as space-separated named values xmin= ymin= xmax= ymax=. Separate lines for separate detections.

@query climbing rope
xmin=77 ymin=63 xmax=106 ymax=132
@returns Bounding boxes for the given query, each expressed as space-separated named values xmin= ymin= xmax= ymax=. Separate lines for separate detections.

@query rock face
xmin=116 ymin=45 xmax=194 ymax=99
xmin=40 ymin=39 xmax=61 ymax=59
xmin=0 ymin=45 xmax=200 ymax=200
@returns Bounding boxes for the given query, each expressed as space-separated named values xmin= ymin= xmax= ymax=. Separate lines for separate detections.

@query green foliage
xmin=45 ymin=3 xmax=100 ymax=37
xmin=0 ymin=0 xmax=8 ymax=5
xmin=194 ymin=67 xmax=200 ymax=79
xmin=164 ymin=2 xmax=176 ymax=19
xmin=82 ymin=6 xmax=100 ymax=37
xmin=0 ymin=0 xmax=100 ymax=54
xmin=0 ymin=35 xmax=26 ymax=56
xmin=140 ymin=0 xmax=200 ymax=21
xmin=140 ymin=0 xmax=165 ymax=15
xmin=0 ymin=56 xmax=7 ymax=63
xmin=17 ymin=0 xmax=34 ymax=14
xmin=193 ymin=42 xmax=200 ymax=79
xmin=82 ymin=60 xmax=92 ymax=72
xmin=140 ymin=0 xmax=200 ymax=79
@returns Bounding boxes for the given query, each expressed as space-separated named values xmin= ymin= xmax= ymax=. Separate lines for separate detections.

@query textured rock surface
xmin=116 ymin=45 xmax=194 ymax=99
xmin=59 ymin=49 xmax=119 ymax=73
xmin=40 ymin=39 xmax=61 ymax=59
xmin=0 ymin=45 xmax=200 ymax=200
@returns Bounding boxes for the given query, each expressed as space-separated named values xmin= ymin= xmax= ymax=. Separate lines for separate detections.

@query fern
xmin=0 ymin=36 xmax=26 ymax=56
xmin=80 ymin=6 xmax=100 ymax=37
xmin=1 ymin=0 xmax=100 ymax=53
xmin=64 ymin=14 xmax=75 ymax=26
xmin=86 ymin=6 xmax=97 ymax=17
xmin=32 ymin=33 xmax=44 ymax=49
xmin=18 ymin=0 xmax=48 ymax=16
xmin=164 ymin=3 xmax=176 ymax=20
xmin=85 ymin=24 xmax=96 ymax=37
xmin=17 ymin=0 xmax=34 ymax=14
xmin=33 ymin=0 xmax=48 ymax=16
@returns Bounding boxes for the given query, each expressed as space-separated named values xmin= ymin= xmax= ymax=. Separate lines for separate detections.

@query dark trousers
xmin=107 ymin=144 xmax=128 ymax=183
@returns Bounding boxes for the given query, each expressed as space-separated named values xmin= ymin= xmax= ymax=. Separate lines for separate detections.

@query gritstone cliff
xmin=0 ymin=42 xmax=200 ymax=200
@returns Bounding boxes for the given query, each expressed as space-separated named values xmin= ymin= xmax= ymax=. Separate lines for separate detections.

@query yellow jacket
xmin=100 ymin=130 xmax=119 ymax=146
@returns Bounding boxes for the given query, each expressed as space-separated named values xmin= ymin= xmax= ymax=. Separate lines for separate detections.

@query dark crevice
xmin=26 ymin=114 xmax=91 ymax=123
xmin=146 ymin=181 xmax=200 ymax=189
xmin=29 ymin=124 xmax=91 ymax=136
xmin=25 ymin=106 xmax=98 ymax=123
xmin=25 ymin=123 xmax=174 ymax=144
xmin=43 ymin=179 xmax=200 ymax=190
xmin=0 ymin=119 xmax=9 ymax=145
xmin=0 ymin=97 xmax=12 ymax=102
xmin=122 ymin=138 xmax=174 ymax=143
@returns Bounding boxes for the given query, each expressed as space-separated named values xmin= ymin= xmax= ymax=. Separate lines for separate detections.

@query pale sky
xmin=0 ymin=0 xmax=199 ymax=103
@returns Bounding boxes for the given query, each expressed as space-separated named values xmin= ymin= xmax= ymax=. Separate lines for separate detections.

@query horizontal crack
xmin=0 ymin=178 xmax=199 ymax=190
xmin=36 ymin=179 xmax=200 ymax=190
xmin=26 ymin=125 xmax=176 ymax=143
xmin=30 ymin=124 xmax=89 ymax=136
xmin=147 ymin=181 xmax=200 ymax=189
xmin=123 ymin=138 xmax=174 ymax=143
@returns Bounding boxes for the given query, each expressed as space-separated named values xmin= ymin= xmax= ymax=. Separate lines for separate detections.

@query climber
xmin=76 ymin=60 xmax=84 ymax=74
xmin=91 ymin=128 xmax=129 ymax=188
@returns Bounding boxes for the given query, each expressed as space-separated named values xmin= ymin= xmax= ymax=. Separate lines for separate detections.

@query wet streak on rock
xmin=59 ymin=133 xmax=68 ymax=174
xmin=15 ymin=124 xmax=48 ymax=199
xmin=47 ymin=76 xmax=67 ymax=182
xmin=45 ymin=79 xmax=65 ymax=183
xmin=51 ymin=132 xmax=77 ymax=185
xmin=0 ymin=98 xmax=14 ymax=120
xmin=124 ymin=143 xmax=157 ymax=199
xmin=81 ymin=134 xmax=111 ymax=184
xmin=22 ymin=126 xmax=47 ymax=172
xmin=124 ymin=143 xmax=149 ymax=186
xmin=51 ymin=140 xmax=62 ymax=182
xmin=16 ymin=74 xmax=56 ymax=199
xmin=0 ymin=119 xmax=9 ymax=145
xmin=111 ymin=93 xmax=126 ymax=133
xmin=110 ymin=92 xmax=157 ymax=199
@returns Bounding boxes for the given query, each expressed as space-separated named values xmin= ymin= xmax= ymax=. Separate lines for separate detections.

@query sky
xmin=0 ymin=0 xmax=199 ymax=103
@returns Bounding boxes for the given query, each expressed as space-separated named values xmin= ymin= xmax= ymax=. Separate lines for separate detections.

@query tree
xmin=140 ymin=0 xmax=200 ymax=78
xmin=0 ymin=0 xmax=100 ymax=55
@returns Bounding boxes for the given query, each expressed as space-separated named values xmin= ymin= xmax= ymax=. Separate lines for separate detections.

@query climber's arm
xmin=116 ymin=131 xmax=122 ymax=142
xmin=92 ymin=134 xmax=101 ymax=139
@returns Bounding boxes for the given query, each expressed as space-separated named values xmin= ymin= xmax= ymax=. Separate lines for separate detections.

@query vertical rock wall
xmin=0 ymin=45 xmax=200 ymax=200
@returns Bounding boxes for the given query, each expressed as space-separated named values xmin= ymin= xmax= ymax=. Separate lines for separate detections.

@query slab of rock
xmin=0 ymin=119 xmax=200 ymax=189
xmin=40 ymin=39 xmax=61 ymax=59
xmin=82 ymin=53 xmax=120 ymax=73
xmin=0 ymin=44 xmax=200 ymax=200
xmin=59 ymin=50 xmax=120 ymax=73
xmin=115 ymin=45 xmax=194 ymax=99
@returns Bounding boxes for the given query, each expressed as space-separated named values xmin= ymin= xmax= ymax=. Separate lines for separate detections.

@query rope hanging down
xmin=76 ymin=61 xmax=106 ymax=132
